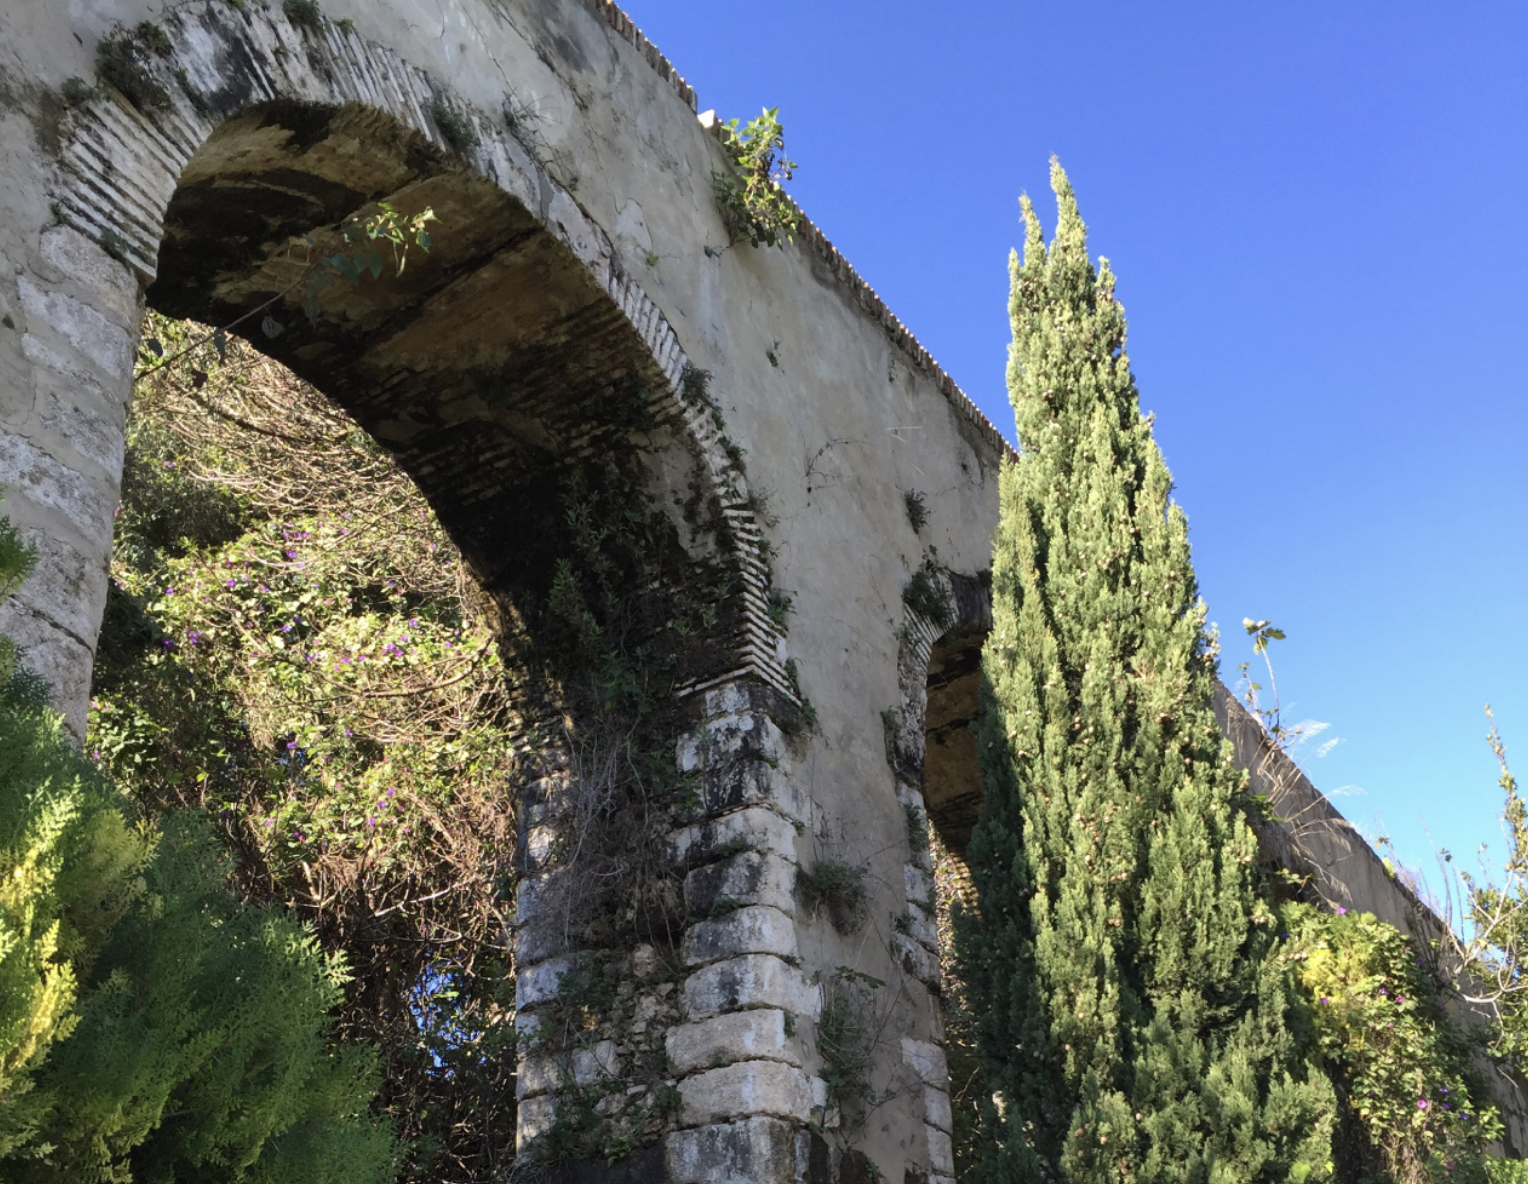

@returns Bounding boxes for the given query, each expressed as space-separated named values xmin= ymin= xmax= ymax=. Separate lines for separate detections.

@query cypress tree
xmin=956 ymin=160 xmax=1332 ymax=1183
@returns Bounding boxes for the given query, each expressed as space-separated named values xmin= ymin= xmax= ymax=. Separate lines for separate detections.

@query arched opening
xmin=918 ymin=574 xmax=991 ymax=862
xmin=66 ymin=26 xmax=782 ymax=1170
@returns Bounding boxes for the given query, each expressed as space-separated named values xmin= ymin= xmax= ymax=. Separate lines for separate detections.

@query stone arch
xmin=35 ymin=3 xmax=833 ymax=1173
xmin=886 ymin=569 xmax=992 ymax=864
xmin=51 ymin=0 xmax=790 ymax=710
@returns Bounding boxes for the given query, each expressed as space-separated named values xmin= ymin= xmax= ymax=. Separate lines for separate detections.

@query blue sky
xmin=629 ymin=1 xmax=1528 ymax=899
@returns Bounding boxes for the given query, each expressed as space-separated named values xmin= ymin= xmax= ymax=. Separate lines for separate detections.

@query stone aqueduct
xmin=0 ymin=1 xmax=1521 ymax=1179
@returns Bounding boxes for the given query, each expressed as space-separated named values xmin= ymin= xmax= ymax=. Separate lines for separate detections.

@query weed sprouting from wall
xmin=96 ymin=23 xmax=171 ymax=111
xmin=430 ymin=100 xmax=480 ymax=154
xmin=61 ymin=76 xmax=100 ymax=106
xmin=797 ymin=859 xmax=870 ymax=933
xmin=903 ymin=489 xmax=928 ymax=532
xmin=902 ymin=551 xmax=954 ymax=632
xmin=816 ymin=968 xmax=882 ymax=1128
xmin=283 ymin=0 xmax=324 ymax=34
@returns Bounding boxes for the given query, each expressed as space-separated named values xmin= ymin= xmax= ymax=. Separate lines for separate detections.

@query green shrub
xmin=12 ymin=814 xmax=396 ymax=1182
xmin=0 ymin=496 xmax=395 ymax=1181
xmin=1291 ymin=906 xmax=1498 ymax=1183
xmin=283 ymin=0 xmax=324 ymax=34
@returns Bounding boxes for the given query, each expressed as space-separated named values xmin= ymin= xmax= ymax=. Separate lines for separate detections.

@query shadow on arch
xmin=57 ymin=4 xmax=787 ymax=713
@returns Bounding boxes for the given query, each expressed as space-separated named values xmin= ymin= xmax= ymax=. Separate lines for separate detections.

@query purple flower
xmin=1335 ymin=906 xmax=1348 ymax=916
xmin=366 ymin=817 xmax=376 ymax=828
xmin=1319 ymin=997 xmax=1330 ymax=1005
xmin=284 ymin=550 xmax=297 ymax=560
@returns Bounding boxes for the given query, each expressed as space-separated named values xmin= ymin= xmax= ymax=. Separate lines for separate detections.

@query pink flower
xmin=1335 ymin=906 xmax=1348 ymax=916
xmin=1418 ymin=1100 xmax=1429 ymax=1110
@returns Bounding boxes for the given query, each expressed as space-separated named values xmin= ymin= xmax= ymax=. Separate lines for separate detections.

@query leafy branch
xmin=711 ymin=107 xmax=799 ymax=249
xmin=134 ymin=202 xmax=437 ymax=385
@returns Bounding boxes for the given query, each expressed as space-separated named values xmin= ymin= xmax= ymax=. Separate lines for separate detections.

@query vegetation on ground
xmin=89 ymin=314 xmax=521 ymax=1181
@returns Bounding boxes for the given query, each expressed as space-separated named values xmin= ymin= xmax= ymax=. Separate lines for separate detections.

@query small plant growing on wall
xmin=96 ymin=23 xmax=172 ymax=111
xmin=283 ymin=0 xmax=324 ymax=34
xmin=430 ymin=100 xmax=480 ymax=154
xmin=797 ymin=859 xmax=869 ymax=933
xmin=903 ymin=489 xmax=928 ymax=533
xmin=902 ymin=551 xmax=954 ymax=632
xmin=816 ymin=968 xmax=881 ymax=1128
xmin=712 ymin=107 xmax=800 ymax=249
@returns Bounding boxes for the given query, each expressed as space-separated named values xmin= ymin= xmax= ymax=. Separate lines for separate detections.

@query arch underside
xmin=917 ymin=574 xmax=992 ymax=861
xmin=150 ymin=102 xmax=701 ymax=615
xmin=56 ymin=1 xmax=787 ymax=704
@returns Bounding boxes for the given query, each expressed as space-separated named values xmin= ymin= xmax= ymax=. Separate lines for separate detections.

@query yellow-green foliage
xmin=12 ymin=814 xmax=395 ymax=1183
xmin=0 ymin=702 xmax=153 ymax=1157
xmin=1290 ymin=906 xmax=1498 ymax=1183
xmin=0 ymin=493 xmax=395 ymax=1182
xmin=0 ymin=494 xmax=155 ymax=1156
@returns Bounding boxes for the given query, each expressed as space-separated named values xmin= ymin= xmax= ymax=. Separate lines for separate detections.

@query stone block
xmin=517 ymin=1094 xmax=556 ymax=1150
xmin=514 ymin=870 xmax=570 ymax=964
xmin=685 ymin=850 xmax=795 ymax=917
xmin=702 ymin=759 xmax=804 ymax=817
xmin=515 ymin=955 xmax=572 ymax=1009
xmin=573 ymin=1039 xmax=619 ymax=1085
xmin=923 ymin=1084 xmax=952 ymax=1133
xmin=900 ymin=1037 xmax=948 ymax=1087
xmin=665 ymin=1008 xmax=798 ymax=1074
xmin=892 ymin=932 xmax=940 ymax=986
xmin=0 ymin=432 xmax=114 ymax=553
xmin=38 ymin=226 xmax=142 ymax=328
xmin=683 ymin=905 xmax=798 ymax=967
xmin=669 ymin=806 xmax=800 ymax=865
xmin=678 ymin=1060 xmax=812 ymax=1126
xmin=904 ymin=863 xmax=934 ymax=908
xmin=677 ymin=711 xmax=786 ymax=771
xmin=664 ymin=1116 xmax=801 ymax=1184
xmin=523 ymin=822 xmax=556 ymax=871
xmin=17 ymin=274 xmax=133 ymax=382
xmin=927 ymin=1125 xmax=955 ymax=1176
xmin=516 ymin=1051 xmax=565 ymax=1099
xmin=683 ymin=954 xmax=819 ymax=1021
xmin=37 ymin=377 xmax=124 ymax=477
xmin=900 ymin=903 xmax=938 ymax=948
